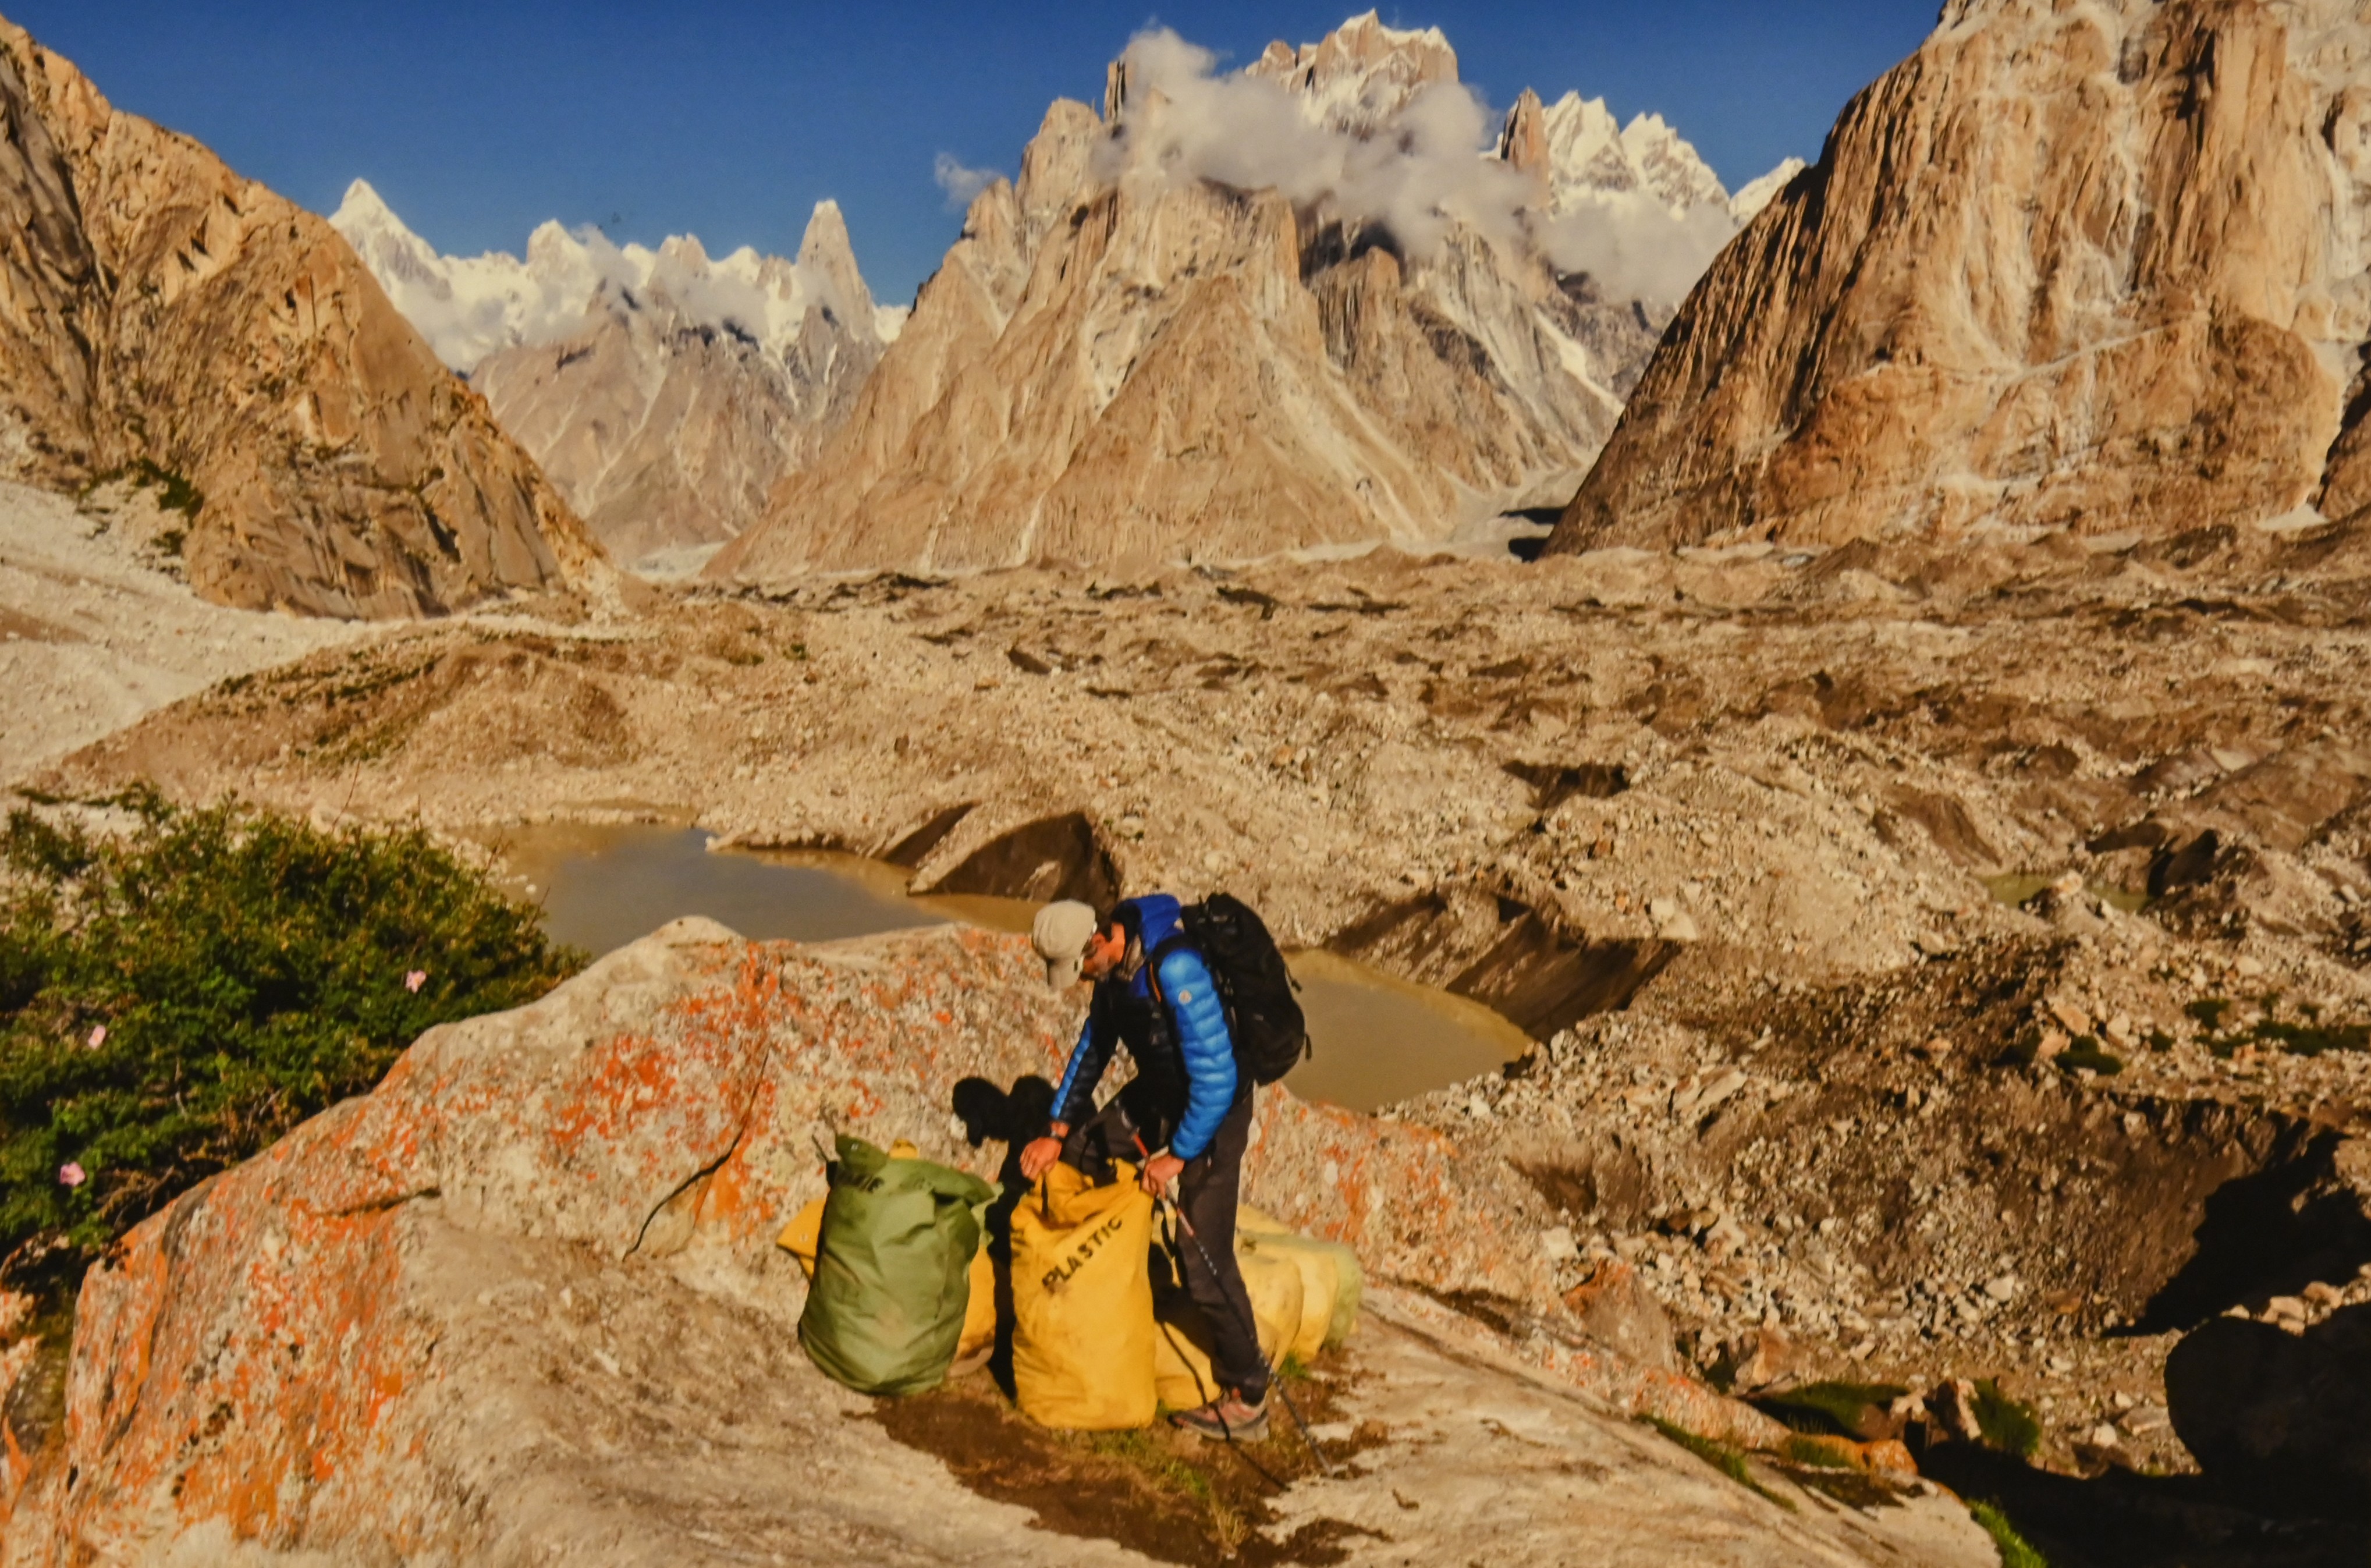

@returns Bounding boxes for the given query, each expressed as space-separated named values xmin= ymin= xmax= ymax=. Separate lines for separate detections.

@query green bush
xmin=2185 ymin=997 xmax=2234 ymax=1030
xmin=0 ymin=792 xmax=581 ymax=1283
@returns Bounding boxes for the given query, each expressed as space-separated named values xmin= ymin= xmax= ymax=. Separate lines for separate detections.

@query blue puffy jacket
xmin=1050 ymin=895 xmax=1238 ymax=1160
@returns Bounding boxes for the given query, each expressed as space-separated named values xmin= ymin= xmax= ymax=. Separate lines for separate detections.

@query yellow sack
xmin=1237 ymin=1206 xmax=1362 ymax=1347
xmin=954 ymin=1243 xmax=996 ymax=1363
xmin=1241 ymin=1232 xmax=1333 ymax=1364
xmin=778 ymin=1195 xmax=826 ymax=1277
xmin=1151 ymin=1240 xmax=1304 ymax=1410
xmin=1010 ymin=1162 xmax=1157 ymax=1430
xmin=1152 ymin=1310 xmax=1226 ymax=1411
xmin=1238 ymin=1203 xmax=1290 ymax=1234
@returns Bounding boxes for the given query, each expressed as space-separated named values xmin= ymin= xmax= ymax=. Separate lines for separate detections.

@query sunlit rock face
xmin=0 ymin=17 xmax=605 ymax=619
xmin=714 ymin=13 xmax=1796 ymax=580
xmin=335 ymin=187 xmax=900 ymax=564
xmin=1556 ymin=0 xmax=2371 ymax=555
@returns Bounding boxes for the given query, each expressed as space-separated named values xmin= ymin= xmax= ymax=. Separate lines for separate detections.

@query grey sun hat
xmin=1031 ymin=900 xmax=1101 ymax=988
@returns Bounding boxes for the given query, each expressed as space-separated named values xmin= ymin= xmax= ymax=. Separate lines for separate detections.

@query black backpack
xmin=1163 ymin=893 xmax=1309 ymax=1085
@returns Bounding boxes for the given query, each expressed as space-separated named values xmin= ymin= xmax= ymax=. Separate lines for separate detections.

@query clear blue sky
xmin=9 ymin=2 xmax=1940 ymax=304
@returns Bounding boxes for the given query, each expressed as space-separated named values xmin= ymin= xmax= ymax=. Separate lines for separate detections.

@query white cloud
xmin=1537 ymin=193 xmax=1742 ymax=307
xmin=1098 ymin=27 xmax=1535 ymax=261
xmin=621 ymin=237 xmax=774 ymax=343
xmin=934 ymin=152 xmax=999 ymax=210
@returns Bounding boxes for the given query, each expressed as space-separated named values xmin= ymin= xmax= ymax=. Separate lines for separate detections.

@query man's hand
xmin=1019 ymin=1128 xmax=1068 ymax=1182
xmin=1139 ymin=1151 xmax=1186 ymax=1195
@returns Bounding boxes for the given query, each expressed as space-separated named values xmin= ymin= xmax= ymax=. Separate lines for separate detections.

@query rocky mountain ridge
xmin=0 ymin=15 xmax=606 ymax=619
xmin=333 ymin=186 xmax=903 ymax=563
xmin=713 ymin=12 xmax=1799 ymax=581
xmin=331 ymin=181 xmax=907 ymax=375
xmin=1554 ymin=0 xmax=2371 ymax=556
xmin=1245 ymin=9 xmax=1460 ymax=132
xmin=1499 ymin=87 xmax=1770 ymax=221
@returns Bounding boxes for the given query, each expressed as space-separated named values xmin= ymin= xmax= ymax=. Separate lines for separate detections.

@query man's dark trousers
xmin=1060 ymin=1077 xmax=1269 ymax=1403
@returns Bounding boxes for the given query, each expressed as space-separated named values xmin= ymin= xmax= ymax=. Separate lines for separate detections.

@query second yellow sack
xmin=1152 ymin=1236 xmax=1306 ymax=1410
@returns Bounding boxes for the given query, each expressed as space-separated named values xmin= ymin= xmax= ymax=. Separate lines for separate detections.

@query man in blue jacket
xmin=1022 ymin=895 xmax=1269 ymax=1441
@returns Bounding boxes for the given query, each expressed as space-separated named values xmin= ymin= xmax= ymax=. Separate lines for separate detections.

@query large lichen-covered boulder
xmin=0 ymin=921 xmax=1546 ymax=1563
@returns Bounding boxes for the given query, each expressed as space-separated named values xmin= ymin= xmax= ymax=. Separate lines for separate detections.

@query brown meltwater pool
xmin=488 ymin=823 xmax=947 ymax=955
xmin=1282 ymin=949 xmax=1533 ymax=1112
xmin=487 ymin=823 xmax=1525 ymax=1112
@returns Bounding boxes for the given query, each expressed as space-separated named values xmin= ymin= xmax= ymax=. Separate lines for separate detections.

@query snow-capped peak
xmin=328 ymin=189 xmax=901 ymax=371
xmin=1506 ymin=91 xmax=1734 ymax=218
xmin=1730 ymin=157 xmax=1809 ymax=222
xmin=1249 ymin=9 xmax=1462 ymax=133
xmin=1618 ymin=112 xmax=1730 ymax=212
xmin=331 ymin=180 xmax=448 ymax=291
xmin=1500 ymin=90 xmax=1807 ymax=307
xmin=335 ymin=178 xmax=395 ymax=224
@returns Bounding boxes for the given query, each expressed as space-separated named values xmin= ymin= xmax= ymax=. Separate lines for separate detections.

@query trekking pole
xmin=1155 ymin=1190 xmax=1339 ymax=1481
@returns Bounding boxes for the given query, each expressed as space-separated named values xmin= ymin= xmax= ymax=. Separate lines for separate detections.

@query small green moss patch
xmin=2186 ymin=997 xmax=2234 ymax=1030
xmin=2255 ymin=1020 xmax=2369 ymax=1056
xmin=1752 ymin=1381 xmax=1907 ymax=1438
xmin=1971 ymin=1381 xmax=2042 ymax=1460
xmin=2056 ymin=1037 xmax=2124 ymax=1076
xmin=1642 ymin=1416 xmax=1796 ymax=1512
xmin=127 ymin=459 xmax=203 ymax=519
xmin=1781 ymin=1435 xmax=1854 ymax=1469
xmin=1970 ymin=1500 xmax=2049 ymax=1567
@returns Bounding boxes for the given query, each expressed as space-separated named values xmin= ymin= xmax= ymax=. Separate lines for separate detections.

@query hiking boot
xmin=1171 ymin=1393 xmax=1270 ymax=1442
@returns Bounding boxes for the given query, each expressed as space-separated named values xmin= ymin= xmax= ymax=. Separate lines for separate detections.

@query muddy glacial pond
xmin=488 ymin=823 xmax=1528 ymax=1112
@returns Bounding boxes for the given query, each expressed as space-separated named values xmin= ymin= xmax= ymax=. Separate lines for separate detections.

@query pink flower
xmin=58 ymin=1163 xmax=85 ymax=1189
xmin=404 ymin=971 xmax=427 ymax=994
xmin=86 ymin=1025 xmax=106 ymax=1051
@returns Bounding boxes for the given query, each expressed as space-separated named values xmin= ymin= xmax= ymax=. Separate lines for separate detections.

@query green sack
xmin=797 ymin=1134 xmax=996 ymax=1396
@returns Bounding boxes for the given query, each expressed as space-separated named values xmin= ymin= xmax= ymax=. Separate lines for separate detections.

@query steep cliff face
xmin=721 ymin=127 xmax=1606 ymax=576
xmin=337 ymin=190 xmax=899 ymax=562
xmin=0 ymin=18 xmax=604 ymax=618
xmin=716 ymin=13 xmax=1779 ymax=581
xmin=1555 ymin=0 xmax=2371 ymax=554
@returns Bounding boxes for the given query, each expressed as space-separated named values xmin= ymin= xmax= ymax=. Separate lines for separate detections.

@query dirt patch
xmin=869 ymin=1361 xmax=1379 ymax=1566
xmin=0 ymin=605 xmax=83 ymax=644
